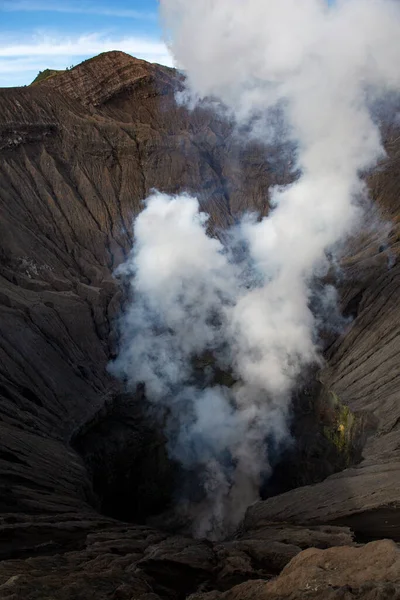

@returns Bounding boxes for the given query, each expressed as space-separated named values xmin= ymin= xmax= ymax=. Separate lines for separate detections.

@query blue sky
xmin=0 ymin=0 xmax=172 ymax=87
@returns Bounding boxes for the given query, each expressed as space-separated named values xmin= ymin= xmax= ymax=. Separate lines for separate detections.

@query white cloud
xmin=0 ymin=0 xmax=156 ymax=19
xmin=0 ymin=32 xmax=174 ymax=87
xmin=0 ymin=33 xmax=170 ymax=59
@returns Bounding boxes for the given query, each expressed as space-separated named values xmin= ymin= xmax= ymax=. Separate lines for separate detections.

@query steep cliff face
xmin=0 ymin=50 xmax=400 ymax=598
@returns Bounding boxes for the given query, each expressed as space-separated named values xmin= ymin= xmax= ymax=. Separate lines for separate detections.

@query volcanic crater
xmin=0 ymin=51 xmax=400 ymax=599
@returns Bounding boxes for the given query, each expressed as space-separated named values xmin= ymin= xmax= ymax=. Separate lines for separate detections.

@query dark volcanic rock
xmin=0 ymin=523 xmax=354 ymax=599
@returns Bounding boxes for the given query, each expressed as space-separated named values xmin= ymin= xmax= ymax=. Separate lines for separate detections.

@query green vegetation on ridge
xmin=30 ymin=68 xmax=66 ymax=86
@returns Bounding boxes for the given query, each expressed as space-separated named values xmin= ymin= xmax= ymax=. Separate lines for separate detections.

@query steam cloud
xmin=112 ymin=0 xmax=400 ymax=538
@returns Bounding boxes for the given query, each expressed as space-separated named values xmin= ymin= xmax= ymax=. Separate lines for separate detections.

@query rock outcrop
xmin=192 ymin=540 xmax=400 ymax=599
xmin=0 ymin=51 xmax=399 ymax=598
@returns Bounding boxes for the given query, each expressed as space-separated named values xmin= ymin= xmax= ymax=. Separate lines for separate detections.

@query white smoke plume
xmin=112 ymin=0 xmax=400 ymax=538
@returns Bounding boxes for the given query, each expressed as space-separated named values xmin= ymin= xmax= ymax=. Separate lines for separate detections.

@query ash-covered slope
xmin=0 ymin=50 xmax=400 ymax=599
